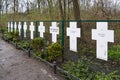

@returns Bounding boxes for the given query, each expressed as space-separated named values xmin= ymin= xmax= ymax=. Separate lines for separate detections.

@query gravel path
xmin=0 ymin=34 xmax=65 ymax=80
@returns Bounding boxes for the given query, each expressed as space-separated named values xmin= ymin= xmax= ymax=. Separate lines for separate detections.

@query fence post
xmin=13 ymin=21 xmax=14 ymax=33
xmin=21 ymin=21 xmax=24 ymax=40
xmin=35 ymin=21 xmax=39 ymax=38
xmin=9 ymin=21 xmax=11 ymax=32
xmin=28 ymin=47 xmax=31 ymax=57
xmin=62 ymin=20 xmax=65 ymax=62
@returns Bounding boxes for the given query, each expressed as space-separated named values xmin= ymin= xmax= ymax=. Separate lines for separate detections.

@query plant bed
xmin=62 ymin=56 xmax=120 ymax=80
xmin=17 ymin=41 xmax=30 ymax=50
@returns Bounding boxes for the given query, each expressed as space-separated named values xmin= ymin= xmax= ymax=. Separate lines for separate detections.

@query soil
xmin=0 ymin=34 xmax=65 ymax=80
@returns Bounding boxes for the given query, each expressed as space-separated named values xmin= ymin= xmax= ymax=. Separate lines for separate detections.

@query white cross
xmin=67 ymin=22 xmax=81 ymax=52
xmin=50 ymin=22 xmax=59 ymax=43
xmin=14 ymin=22 xmax=17 ymax=32
xmin=29 ymin=22 xmax=35 ymax=39
xmin=23 ymin=22 xmax=27 ymax=38
xmin=18 ymin=22 xmax=21 ymax=36
xmin=38 ymin=22 xmax=45 ymax=38
xmin=92 ymin=22 xmax=114 ymax=61
xmin=8 ymin=22 xmax=10 ymax=32
xmin=11 ymin=22 xmax=13 ymax=32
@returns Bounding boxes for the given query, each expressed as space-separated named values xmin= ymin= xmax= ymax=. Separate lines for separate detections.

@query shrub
xmin=3 ymin=32 xmax=13 ymax=41
xmin=31 ymin=37 xmax=45 ymax=52
xmin=17 ymin=41 xmax=30 ymax=49
xmin=12 ymin=31 xmax=19 ymax=42
xmin=3 ymin=31 xmax=19 ymax=42
xmin=46 ymin=43 xmax=62 ymax=62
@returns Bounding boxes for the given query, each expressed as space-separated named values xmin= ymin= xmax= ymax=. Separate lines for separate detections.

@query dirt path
xmin=0 ymin=34 xmax=65 ymax=80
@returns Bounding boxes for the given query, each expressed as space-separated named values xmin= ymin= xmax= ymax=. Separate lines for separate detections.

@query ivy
xmin=62 ymin=58 xmax=120 ymax=80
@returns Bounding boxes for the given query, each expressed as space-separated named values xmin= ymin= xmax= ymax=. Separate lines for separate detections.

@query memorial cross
xmin=50 ymin=22 xmax=59 ymax=43
xmin=18 ymin=22 xmax=21 ymax=36
xmin=92 ymin=22 xmax=114 ymax=61
xmin=67 ymin=22 xmax=81 ymax=52
xmin=8 ymin=22 xmax=10 ymax=32
xmin=38 ymin=22 xmax=45 ymax=38
xmin=23 ymin=22 xmax=27 ymax=37
xmin=14 ymin=22 xmax=17 ymax=32
xmin=29 ymin=22 xmax=35 ymax=39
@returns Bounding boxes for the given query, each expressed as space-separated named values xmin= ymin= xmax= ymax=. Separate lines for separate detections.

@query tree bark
xmin=13 ymin=0 xmax=18 ymax=13
xmin=72 ymin=0 xmax=81 ymax=20
xmin=37 ymin=0 xmax=40 ymax=13
xmin=58 ymin=0 xmax=64 ymax=20
xmin=47 ymin=0 xmax=53 ymax=19
xmin=5 ymin=0 xmax=8 ymax=14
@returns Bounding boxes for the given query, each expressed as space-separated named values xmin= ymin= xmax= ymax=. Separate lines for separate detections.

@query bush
xmin=3 ymin=31 xmax=19 ymax=42
xmin=45 ymin=43 xmax=62 ymax=62
xmin=12 ymin=31 xmax=19 ymax=42
xmin=31 ymin=37 xmax=45 ymax=52
xmin=0 ymin=27 xmax=7 ymax=33
xmin=3 ymin=32 xmax=13 ymax=41
xmin=17 ymin=41 xmax=30 ymax=49
xmin=108 ymin=45 xmax=120 ymax=61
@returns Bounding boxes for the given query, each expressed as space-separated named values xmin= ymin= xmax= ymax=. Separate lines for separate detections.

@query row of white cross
xmin=7 ymin=21 xmax=114 ymax=61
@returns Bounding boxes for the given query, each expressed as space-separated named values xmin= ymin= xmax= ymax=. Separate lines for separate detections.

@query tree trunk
xmin=64 ymin=0 xmax=66 ymax=20
xmin=14 ymin=0 xmax=15 ymax=13
xmin=47 ymin=0 xmax=53 ymax=19
xmin=37 ymin=0 xmax=40 ymax=13
xmin=72 ymin=0 xmax=81 ymax=20
xmin=58 ymin=0 xmax=64 ymax=20
xmin=13 ymin=0 xmax=18 ymax=13
xmin=67 ymin=0 xmax=70 ymax=20
xmin=26 ymin=0 xmax=29 ymax=14
xmin=72 ymin=0 xmax=85 ymax=42
xmin=16 ymin=0 xmax=18 ymax=13
xmin=5 ymin=0 xmax=8 ymax=14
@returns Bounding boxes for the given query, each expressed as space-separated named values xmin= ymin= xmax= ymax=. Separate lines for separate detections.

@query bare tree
xmin=93 ymin=0 xmax=114 ymax=19
xmin=37 ymin=0 xmax=40 ymax=12
xmin=13 ymin=0 xmax=18 ymax=13
xmin=72 ymin=0 xmax=81 ymax=20
xmin=0 ymin=0 xmax=2 ymax=11
xmin=58 ymin=0 xmax=64 ymax=19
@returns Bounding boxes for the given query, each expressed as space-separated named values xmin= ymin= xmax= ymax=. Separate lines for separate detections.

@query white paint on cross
xmin=11 ymin=22 xmax=13 ymax=32
xmin=18 ymin=22 xmax=21 ymax=36
xmin=92 ymin=22 xmax=114 ymax=61
xmin=50 ymin=22 xmax=59 ymax=43
xmin=8 ymin=22 xmax=10 ymax=32
xmin=67 ymin=22 xmax=81 ymax=52
xmin=14 ymin=22 xmax=17 ymax=32
xmin=38 ymin=22 xmax=45 ymax=38
xmin=23 ymin=22 xmax=27 ymax=38
xmin=29 ymin=22 xmax=35 ymax=39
